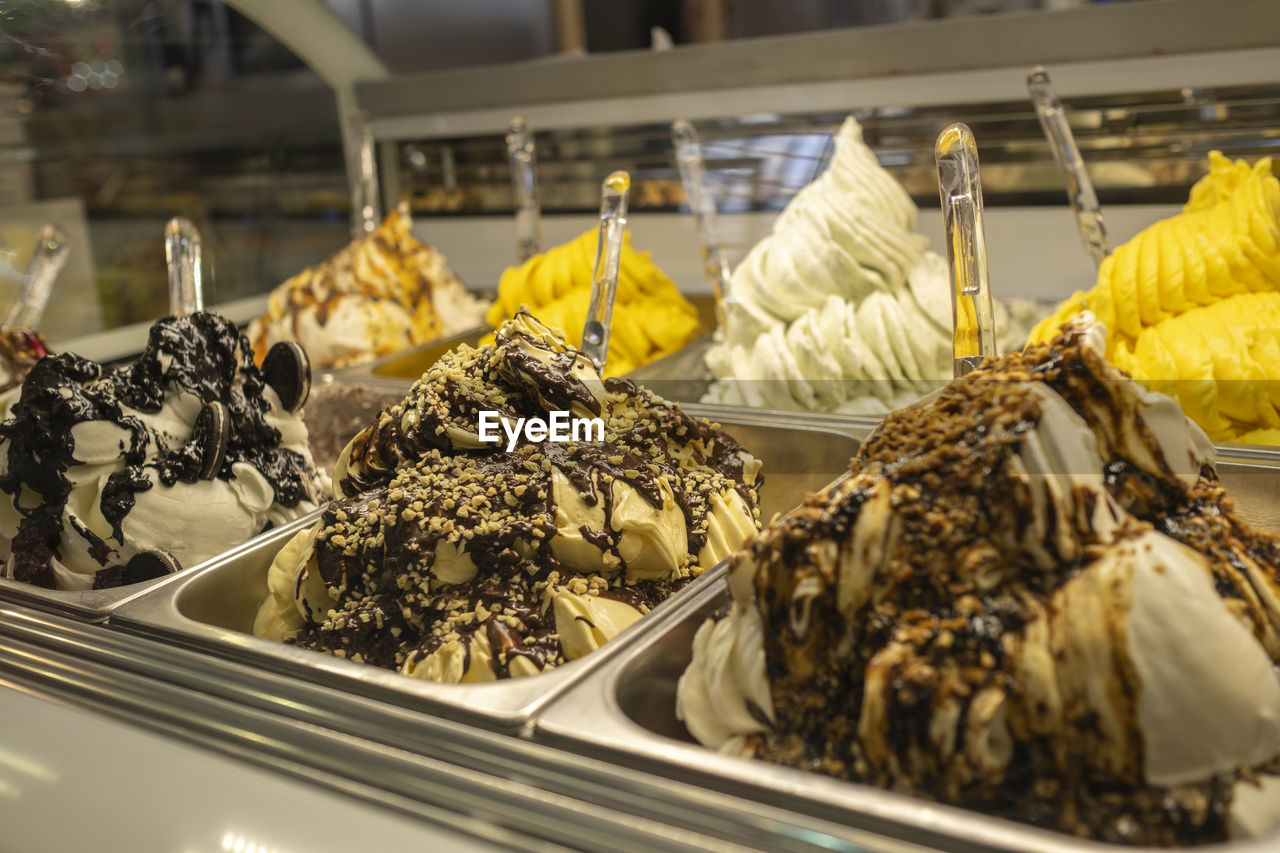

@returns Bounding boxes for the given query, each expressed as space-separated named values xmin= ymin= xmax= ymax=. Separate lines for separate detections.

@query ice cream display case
xmin=5 ymin=0 xmax=1280 ymax=849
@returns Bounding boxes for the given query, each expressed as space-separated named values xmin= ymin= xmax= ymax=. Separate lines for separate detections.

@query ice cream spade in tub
xmin=1028 ymin=66 xmax=1110 ymax=269
xmin=936 ymin=122 xmax=997 ymax=378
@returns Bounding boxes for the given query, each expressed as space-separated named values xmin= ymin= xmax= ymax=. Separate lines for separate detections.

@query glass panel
xmin=1 ymin=0 xmax=348 ymax=337
xmin=388 ymin=84 xmax=1280 ymax=219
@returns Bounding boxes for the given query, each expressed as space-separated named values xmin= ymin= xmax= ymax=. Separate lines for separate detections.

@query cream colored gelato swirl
xmin=705 ymin=117 xmax=1024 ymax=415
xmin=679 ymin=317 xmax=1280 ymax=845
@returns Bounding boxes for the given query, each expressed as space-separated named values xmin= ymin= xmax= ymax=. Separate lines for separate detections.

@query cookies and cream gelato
xmin=0 ymin=312 xmax=323 ymax=590
xmin=679 ymin=315 xmax=1280 ymax=844
xmin=254 ymin=310 xmax=761 ymax=681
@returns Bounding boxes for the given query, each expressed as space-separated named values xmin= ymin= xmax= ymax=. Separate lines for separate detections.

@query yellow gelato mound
xmin=485 ymin=229 xmax=700 ymax=376
xmin=1109 ymin=293 xmax=1280 ymax=443
xmin=1030 ymin=152 xmax=1280 ymax=444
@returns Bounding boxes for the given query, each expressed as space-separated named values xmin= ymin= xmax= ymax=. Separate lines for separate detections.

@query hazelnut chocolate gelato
xmin=0 ymin=312 xmax=324 ymax=590
xmin=254 ymin=311 xmax=762 ymax=681
xmin=678 ymin=315 xmax=1280 ymax=845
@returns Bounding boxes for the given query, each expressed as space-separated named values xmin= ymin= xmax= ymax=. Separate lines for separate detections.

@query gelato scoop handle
xmin=1028 ymin=66 xmax=1110 ymax=269
xmin=507 ymin=116 xmax=543 ymax=263
xmin=935 ymin=122 xmax=997 ymax=377
xmin=347 ymin=108 xmax=381 ymax=239
xmin=165 ymin=217 xmax=204 ymax=316
xmin=3 ymin=224 xmax=68 ymax=331
xmin=582 ymin=171 xmax=631 ymax=372
xmin=671 ymin=120 xmax=731 ymax=327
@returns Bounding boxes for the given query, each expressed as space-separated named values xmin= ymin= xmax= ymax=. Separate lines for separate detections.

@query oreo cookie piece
xmin=261 ymin=340 xmax=311 ymax=413
xmin=193 ymin=400 xmax=230 ymax=480
xmin=122 ymin=549 xmax=182 ymax=585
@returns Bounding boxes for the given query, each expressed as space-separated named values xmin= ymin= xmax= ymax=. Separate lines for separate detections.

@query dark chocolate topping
xmin=731 ymin=324 xmax=1279 ymax=846
xmin=0 ymin=311 xmax=319 ymax=589
xmin=289 ymin=310 xmax=762 ymax=679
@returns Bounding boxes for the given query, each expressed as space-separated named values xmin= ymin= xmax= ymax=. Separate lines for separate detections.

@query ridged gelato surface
xmin=0 ymin=312 xmax=323 ymax=590
xmin=679 ymin=316 xmax=1280 ymax=845
xmin=703 ymin=116 xmax=1025 ymax=415
xmin=249 ymin=206 xmax=487 ymax=370
xmin=254 ymin=311 xmax=761 ymax=681
xmin=1030 ymin=153 xmax=1280 ymax=443
xmin=486 ymin=229 xmax=701 ymax=377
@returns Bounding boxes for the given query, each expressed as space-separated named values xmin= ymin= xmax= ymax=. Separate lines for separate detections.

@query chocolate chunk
xmin=193 ymin=400 xmax=230 ymax=480
xmin=122 ymin=549 xmax=182 ymax=585
xmin=261 ymin=341 xmax=312 ymax=414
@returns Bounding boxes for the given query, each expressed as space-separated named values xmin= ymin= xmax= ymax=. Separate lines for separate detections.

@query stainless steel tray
xmin=0 ymin=502 xmax=326 ymax=624
xmin=365 ymin=326 xmax=490 ymax=381
xmin=0 ymin=375 xmax=414 ymax=622
xmin=626 ymin=335 xmax=716 ymax=402
xmin=534 ymin=454 xmax=1280 ymax=853
xmin=631 ymin=342 xmax=1280 ymax=475
xmin=108 ymin=407 xmax=864 ymax=732
xmin=367 ymin=294 xmax=719 ymax=383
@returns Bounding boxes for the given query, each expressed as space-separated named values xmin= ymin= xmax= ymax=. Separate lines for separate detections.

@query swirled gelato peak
xmin=1030 ymin=152 xmax=1280 ymax=445
xmin=248 ymin=205 xmax=487 ymax=370
xmin=0 ymin=311 xmax=324 ymax=590
xmin=254 ymin=310 xmax=762 ymax=681
xmin=678 ymin=315 xmax=1280 ymax=845
xmin=704 ymin=116 xmax=1028 ymax=414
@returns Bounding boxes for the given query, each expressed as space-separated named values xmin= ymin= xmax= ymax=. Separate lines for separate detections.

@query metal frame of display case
xmin=347 ymin=0 xmax=1280 ymax=215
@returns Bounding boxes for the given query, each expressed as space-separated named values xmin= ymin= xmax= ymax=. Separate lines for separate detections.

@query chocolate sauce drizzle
xmin=0 ymin=311 xmax=319 ymax=588
xmin=734 ymin=325 xmax=1280 ymax=846
xmin=291 ymin=311 xmax=761 ymax=678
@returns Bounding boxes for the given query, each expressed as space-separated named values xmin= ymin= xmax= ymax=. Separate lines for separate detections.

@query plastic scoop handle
xmin=4 ymin=224 xmax=69 ymax=330
xmin=581 ymin=171 xmax=631 ymax=372
xmin=671 ymin=120 xmax=731 ymax=325
xmin=348 ymin=109 xmax=381 ymax=239
xmin=1028 ymin=66 xmax=1110 ymax=268
xmin=507 ymin=116 xmax=543 ymax=263
xmin=165 ymin=216 xmax=204 ymax=316
xmin=935 ymin=122 xmax=997 ymax=377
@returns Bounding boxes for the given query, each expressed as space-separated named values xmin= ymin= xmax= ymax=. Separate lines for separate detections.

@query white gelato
xmin=704 ymin=116 xmax=1028 ymax=415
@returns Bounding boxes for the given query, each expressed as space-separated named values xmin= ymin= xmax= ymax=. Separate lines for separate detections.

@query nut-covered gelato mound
xmin=248 ymin=205 xmax=487 ymax=370
xmin=254 ymin=310 xmax=762 ymax=681
xmin=678 ymin=315 xmax=1280 ymax=845
xmin=0 ymin=312 xmax=324 ymax=590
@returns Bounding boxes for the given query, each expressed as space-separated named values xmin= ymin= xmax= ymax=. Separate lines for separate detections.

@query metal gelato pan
xmin=0 ymin=510 xmax=324 ymax=624
xmin=366 ymin=326 xmax=489 ymax=382
xmin=368 ymin=294 xmax=719 ymax=383
xmin=0 ymin=377 xmax=411 ymax=622
xmin=534 ymin=453 xmax=1280 ymax=852
xmin=107 ymin=408 xmax=862 ymax=732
